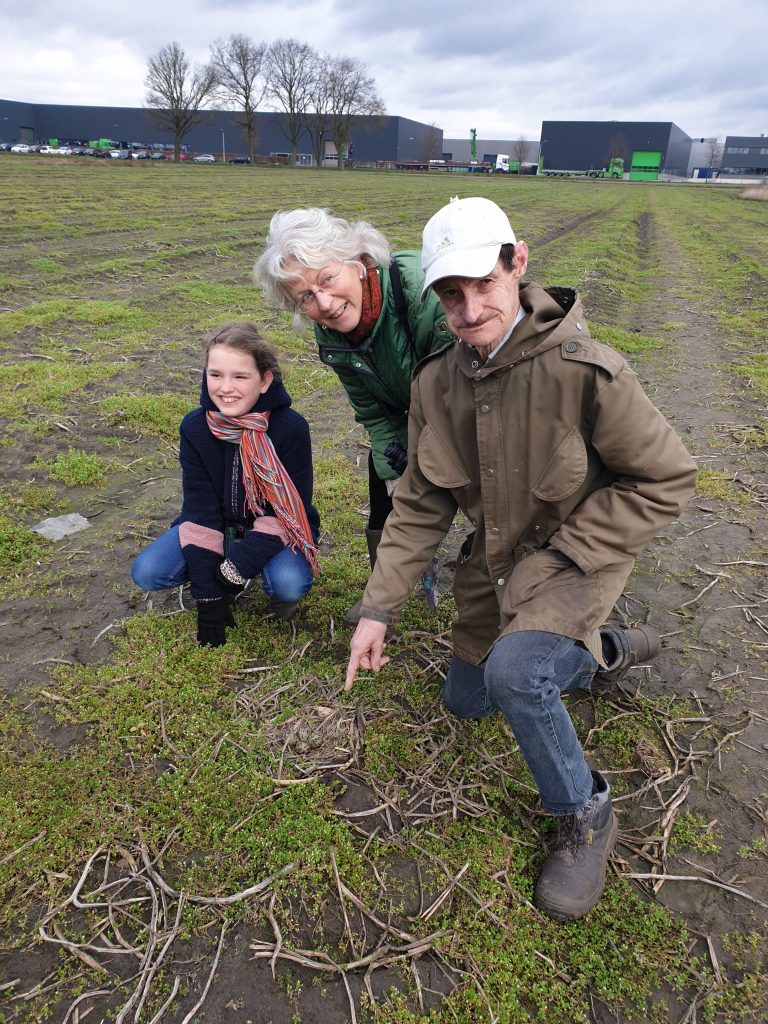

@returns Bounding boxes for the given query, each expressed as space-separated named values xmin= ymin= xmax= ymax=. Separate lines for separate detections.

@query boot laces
xmin=554 ymin=801 xmax=596 ymax=854
xmin=554 ymin=814 xmax=584 ymax=853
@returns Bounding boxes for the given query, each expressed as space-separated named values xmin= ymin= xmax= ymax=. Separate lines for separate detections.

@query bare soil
xmin=2 ymin=236 xmax=767 ymax=1022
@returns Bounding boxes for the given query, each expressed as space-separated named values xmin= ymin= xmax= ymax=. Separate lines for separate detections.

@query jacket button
xmin=486 ymin=468 xmax=494 ymax=476
xmin=354 ymin=362 xmax=361 ymax=368
xmin=438 ymin=321 xmax=447 ymax=331
xmin=490 ymin=527 xmax=499 ymax=534
xmin=327 ymin=354 xmax=333 ymax=360
xmin=565 ymin=342 xmax=578 ymax=353
xmin=576 ymin=321 xmax=583 ymax=330
xmin=480 ymin=404 xmax=489 ymax=413
xmin=471 ymin=360 xmax=479 ymax=369
xmin=497 ymin=578 xmax=505 ymax=586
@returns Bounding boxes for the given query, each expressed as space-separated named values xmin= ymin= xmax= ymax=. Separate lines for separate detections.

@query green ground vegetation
xmin=696 ymin=468 xmax=753 ymax=504
xmin=36 ymin=447 xmax=108 ymax=486
xmin=1 ymin=160 xmax=766 ymax=1022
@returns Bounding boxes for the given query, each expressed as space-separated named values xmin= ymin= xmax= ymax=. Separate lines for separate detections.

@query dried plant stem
xmin=626 ymin=872 xmax=768 ymax=908
xmin=179 ymin=920 xmax=227 ymax=1024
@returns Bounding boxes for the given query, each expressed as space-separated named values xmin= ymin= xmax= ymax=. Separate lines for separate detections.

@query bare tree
xmin=705 ymin=137 xmax=722 ymax=180
xmin=603 ymin=131 xmax=632 ymax=170
xmin=512 ymin=134 xmax=527 ymax=173
xmin=145 ymin=42 xmax=217 ymax=162
xmin=265 ymin=38 xmax=319 ymax=167
xmin=305 ymin=63 xmax=333 ymax=169
xmin=422 ymin=122 xmax=443 ymax=163
xmin=326 ymin=56 xmax=385 ymax=170
xmin=210 ymin=34 xmax=267 ymax=162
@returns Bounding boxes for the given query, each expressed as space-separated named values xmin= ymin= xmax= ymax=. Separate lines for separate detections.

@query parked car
xmin=39 ymin=145 xmax=57 ymax=154
xmin=228 ymin=156 xmax=251 ymax=164
xmin=149 ymin=152 xmax=167 ymax=161
xmin=192 ymin=153 xmax=215 ymax=163
xmin=131 ymin=151 xmax=151 ymax=160
xmin=53 ymin=147 xmax=73 ymax=156
xmin=109 ymin=150 xmax=131 ymax=159
xmin=11 ymin=143 xmax=30 ymax=153
xmin=0 ymin=142 xmax=11 ymax=152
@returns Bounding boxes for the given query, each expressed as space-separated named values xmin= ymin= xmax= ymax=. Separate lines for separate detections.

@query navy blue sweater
xmin=177 ymin=377 xmax=320 ymax=600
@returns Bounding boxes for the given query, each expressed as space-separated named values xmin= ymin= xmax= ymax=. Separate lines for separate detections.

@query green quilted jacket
xmin=314 ymin=250 xmax=454 ymax=480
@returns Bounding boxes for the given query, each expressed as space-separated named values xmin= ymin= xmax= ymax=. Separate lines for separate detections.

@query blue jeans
xmin=131 ymin=525 xmax=313 ymax=604
xmin=442 ymin=630 xmax=598 ymax=816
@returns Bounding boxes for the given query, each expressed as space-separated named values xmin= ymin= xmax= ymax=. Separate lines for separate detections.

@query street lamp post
xmin=221 ymin=129 xmax=225 ymax=163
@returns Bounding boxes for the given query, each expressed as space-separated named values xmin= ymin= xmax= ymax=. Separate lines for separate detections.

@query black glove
xmin=215 ymin=560 xmax=246 ymax=596
xmin=196 ymin=598 xmax=235 ymax=647
xmin=384 ymin=441 xmax=408 ymax=475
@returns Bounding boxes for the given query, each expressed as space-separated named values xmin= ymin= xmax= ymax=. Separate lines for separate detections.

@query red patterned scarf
xmin=343 ymin=266 xmax=383 ymax=346
xmin=206 ymin=410 xmax=319 ymax=576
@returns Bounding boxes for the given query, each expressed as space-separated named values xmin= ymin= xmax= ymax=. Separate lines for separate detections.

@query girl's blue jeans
xmin=131 ymin=525 xmax=313 ymax=604
xmin=442 ymin=630 xmax=598 ymax=816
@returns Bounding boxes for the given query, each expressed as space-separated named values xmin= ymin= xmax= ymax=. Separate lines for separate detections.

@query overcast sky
xmin=2 ymin=0 xmax=766 ymax=142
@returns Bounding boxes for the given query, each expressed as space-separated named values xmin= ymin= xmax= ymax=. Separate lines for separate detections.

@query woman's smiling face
xmin=284 ymin=257 xmax=365 ymax=333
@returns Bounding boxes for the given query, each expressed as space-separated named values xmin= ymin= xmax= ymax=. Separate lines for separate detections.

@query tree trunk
xmin=334 ymin=136 xmax=345 ymax=170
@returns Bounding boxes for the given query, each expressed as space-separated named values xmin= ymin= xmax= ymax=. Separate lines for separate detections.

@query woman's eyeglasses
xmin=295 ymin=262 xmax=346 ymax=311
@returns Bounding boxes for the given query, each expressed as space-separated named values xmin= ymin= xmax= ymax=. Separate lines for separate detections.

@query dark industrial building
xmin=539 ymin=121 xmax=692 ymax=177
xmin=720 ymin=136 xmax=768 ymax=178
xmin=4 ymin=97 xmax=765 ymax=180
xmin=0 ymin=96 xmax=440 ymax=165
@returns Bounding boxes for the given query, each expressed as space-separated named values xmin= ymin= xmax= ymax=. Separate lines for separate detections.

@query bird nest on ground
xmin=234 ymin=671 xmax=363 ymax=775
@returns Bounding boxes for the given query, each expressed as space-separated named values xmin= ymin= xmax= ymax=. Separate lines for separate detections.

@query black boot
xmin=534 ymin=771 xmax=618 ymax=922
xmin=266 ymin=599 xmax=298 ymax=621
xmin=594 ymin=624 xmax=660 ymax=684
xmin=344 ymin=528 xmax=383 ymax=626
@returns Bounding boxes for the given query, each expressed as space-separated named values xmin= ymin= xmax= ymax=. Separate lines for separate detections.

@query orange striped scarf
xmin=342 ymin=266 xmax=383 ymax=346
xmin=206 ymin=410 xmax=319 ymax=576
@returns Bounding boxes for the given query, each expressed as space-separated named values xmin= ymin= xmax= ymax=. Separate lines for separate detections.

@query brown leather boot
xmin=534 ymin=771 xmax=618 ymax=922
xmin=344 ymin=528 xmax=383 ymax=626
xmin=594 ymin=624 xmax=660 ymax=684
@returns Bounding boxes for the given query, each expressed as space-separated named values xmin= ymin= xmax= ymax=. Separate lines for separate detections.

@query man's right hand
xmin=345 ymin=618 xmax=389 ymax=691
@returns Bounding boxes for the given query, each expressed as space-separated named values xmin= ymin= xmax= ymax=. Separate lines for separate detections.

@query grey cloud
xmin=1 ymin=0 xmax=765 ymax=140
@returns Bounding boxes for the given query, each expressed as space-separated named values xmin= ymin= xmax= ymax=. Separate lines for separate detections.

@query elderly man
xmin=345 ymin=196 xmax=697 ymax=921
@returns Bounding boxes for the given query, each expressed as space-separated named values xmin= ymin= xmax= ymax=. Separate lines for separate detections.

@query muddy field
xmin=0 ymin=160 xmax=766 ymax=1023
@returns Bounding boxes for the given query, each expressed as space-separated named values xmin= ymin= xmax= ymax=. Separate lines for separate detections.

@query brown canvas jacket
xmin=360 ymin=282 xmax=698 ymax=665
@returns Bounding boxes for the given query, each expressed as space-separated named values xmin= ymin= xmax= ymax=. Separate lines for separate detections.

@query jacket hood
xmin=199 ymin=370 xmax=293 ymax=413
xmin=515 ymin=284 xmax=585 ymax=353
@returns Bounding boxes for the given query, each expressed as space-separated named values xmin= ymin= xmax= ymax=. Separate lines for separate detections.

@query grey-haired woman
xmin=254 ymin=207 xmax=453 ymax=622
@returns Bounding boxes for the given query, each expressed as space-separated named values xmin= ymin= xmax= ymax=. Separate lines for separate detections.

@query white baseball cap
xmin=421 ymin=196 xmax=517 ymax=299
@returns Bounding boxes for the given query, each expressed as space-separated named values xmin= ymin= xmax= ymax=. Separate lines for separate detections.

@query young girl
xmin=131 ymin=321 xmax=320 ymax=647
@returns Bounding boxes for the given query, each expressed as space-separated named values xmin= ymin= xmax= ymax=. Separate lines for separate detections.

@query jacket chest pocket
xmin=417 ymin=425 xmax=471 ymax=488
xmin=531 ymin=425 xmax=588 ymax=502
